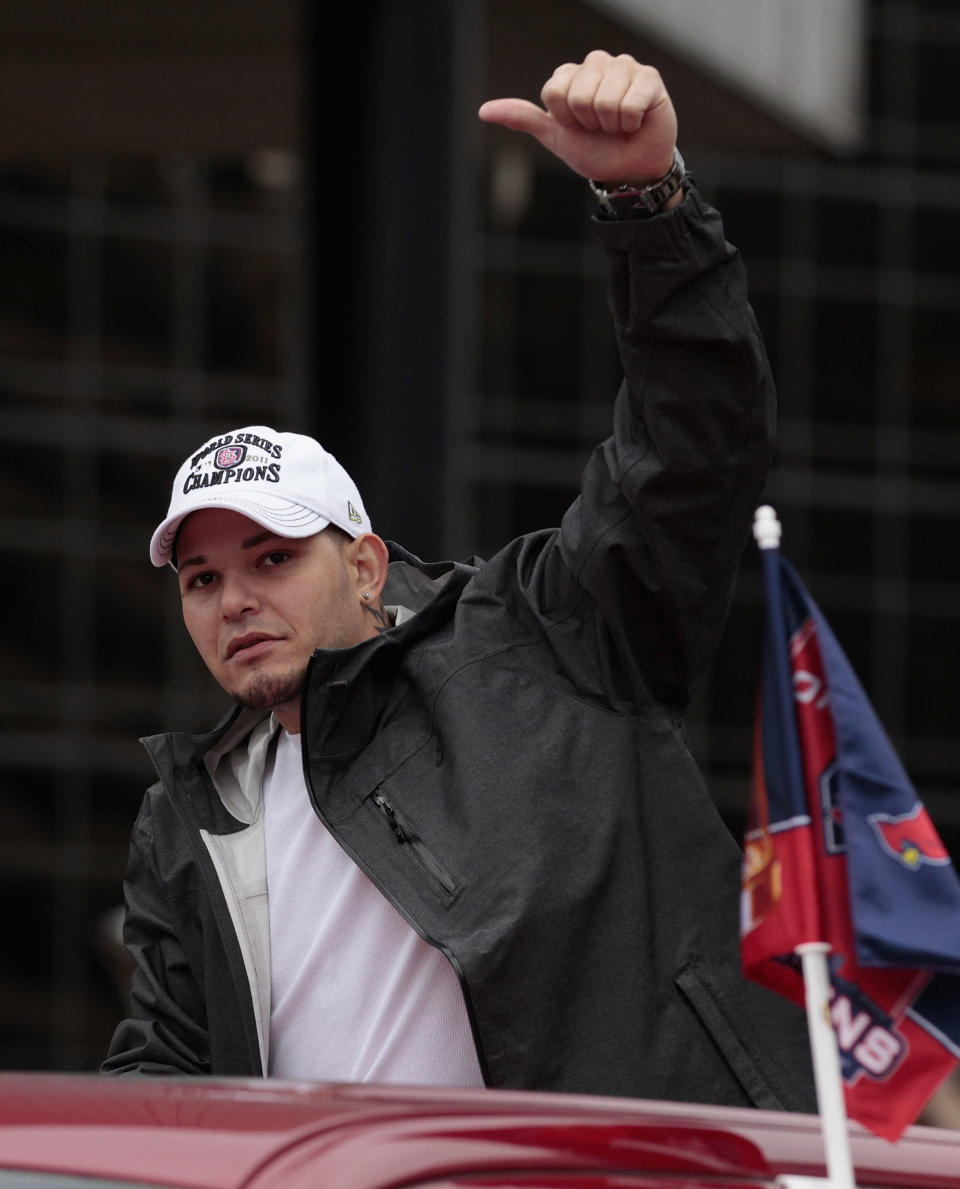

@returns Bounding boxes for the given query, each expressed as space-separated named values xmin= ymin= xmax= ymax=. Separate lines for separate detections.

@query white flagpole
xmin=796 ymin=942 xmax=857 ymax=1189
xmin=753 ymin=507 xmax=857 ymax=1189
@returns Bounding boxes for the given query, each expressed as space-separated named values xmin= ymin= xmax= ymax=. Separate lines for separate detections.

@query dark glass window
xmin=0 ymin=227 xmax=69 ymax=358
xmin=102 ymin=238 xmax=175 ymax=366
xmin=818 ymin=198 xmax=879 ymax=269
xmin=813 ymin=300 xmax=878 ymax=423
xmin=910 ymin=306 xmax=960 ymax=430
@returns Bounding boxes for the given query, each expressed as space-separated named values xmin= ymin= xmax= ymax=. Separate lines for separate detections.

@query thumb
xmin=478 ymin=97 xmax=554 ymax=144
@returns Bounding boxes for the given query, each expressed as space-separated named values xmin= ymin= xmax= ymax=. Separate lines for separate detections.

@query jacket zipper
xmin=372 ymin=789 xmax=457 ymax=897
xmin=367 ymin=787 xmax=491 ymax=1084
xmin=298 ymin=663 xmax=490 ymax=1085
xmin=298 ymin=783 xmax=491 ymax=1086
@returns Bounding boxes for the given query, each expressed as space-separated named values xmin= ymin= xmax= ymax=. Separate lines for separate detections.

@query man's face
xmin=176 ymin=508 xmax=375 ymax=728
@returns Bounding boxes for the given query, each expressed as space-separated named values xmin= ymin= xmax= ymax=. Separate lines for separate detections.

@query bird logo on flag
xmin=869 ymin=805 xmax=951 ymax=870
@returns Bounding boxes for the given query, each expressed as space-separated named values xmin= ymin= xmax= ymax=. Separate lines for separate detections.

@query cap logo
xmin=348 ymin=500 xmax=362 ymax=525
xmin=216 ymin=445 xmax=247 ymax=469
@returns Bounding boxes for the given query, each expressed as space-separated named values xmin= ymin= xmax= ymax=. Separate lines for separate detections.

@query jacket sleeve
xmin=101 ymin=797 xmax=212 ymax=1076
xmin=536 ymin=183 xmax=775 ymax=712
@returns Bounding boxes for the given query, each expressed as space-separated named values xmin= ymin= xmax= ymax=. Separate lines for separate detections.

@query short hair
xmin=322 ymin=523 xmax=354 ymax=550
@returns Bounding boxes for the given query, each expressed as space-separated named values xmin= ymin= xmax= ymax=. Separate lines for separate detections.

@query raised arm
xmin=481 ymin=53 xmax=774 ymax=712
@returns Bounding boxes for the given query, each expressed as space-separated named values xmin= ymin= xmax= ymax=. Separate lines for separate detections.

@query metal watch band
xmin=589 ymin=148 xmax=686 ymax=217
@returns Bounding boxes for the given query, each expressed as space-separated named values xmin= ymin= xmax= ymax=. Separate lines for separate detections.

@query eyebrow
xmin=177 ymin=529 xmax=279 ymax=573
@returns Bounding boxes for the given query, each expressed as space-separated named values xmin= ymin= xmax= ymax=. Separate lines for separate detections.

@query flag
xmin=741 ymin=541 xmax=960 ymax=1141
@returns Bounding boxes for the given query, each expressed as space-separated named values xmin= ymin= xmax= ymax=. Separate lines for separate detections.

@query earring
xmin=362 ymin=592 xmax=371 ymax=600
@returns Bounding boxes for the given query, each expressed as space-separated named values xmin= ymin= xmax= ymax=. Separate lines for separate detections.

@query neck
xmin=272 ymin=700 xmax=301 ymax=736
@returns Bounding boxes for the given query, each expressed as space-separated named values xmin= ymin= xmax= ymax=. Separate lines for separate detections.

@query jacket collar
xmin=300 ymin=545 xmax=475 ymax=764
xmin=140 ymin=704 xmax=274 ymax=832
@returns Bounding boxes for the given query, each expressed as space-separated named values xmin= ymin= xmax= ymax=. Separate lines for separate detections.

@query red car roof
xmin=0 ymin=1074 xmax=958 ymax=1189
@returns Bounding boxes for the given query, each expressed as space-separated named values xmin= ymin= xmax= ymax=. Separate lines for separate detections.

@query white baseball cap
xmin=150 ymin=425 xmax=371 ymax=568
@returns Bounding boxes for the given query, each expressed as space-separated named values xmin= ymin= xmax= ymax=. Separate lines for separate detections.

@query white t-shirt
xmin=263 ymin=726 xmax=485 ymax=1086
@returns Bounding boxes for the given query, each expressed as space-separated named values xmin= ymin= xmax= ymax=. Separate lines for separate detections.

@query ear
xmin=346 ymin=533 xmax=390 ymax=600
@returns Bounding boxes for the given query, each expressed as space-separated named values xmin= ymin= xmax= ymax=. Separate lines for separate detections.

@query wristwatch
xmin=589 ymin=148 xmax=686 ymax=217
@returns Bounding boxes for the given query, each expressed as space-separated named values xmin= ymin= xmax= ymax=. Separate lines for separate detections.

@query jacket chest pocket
xmin=366 ymin=786 xmax=459 ymax=899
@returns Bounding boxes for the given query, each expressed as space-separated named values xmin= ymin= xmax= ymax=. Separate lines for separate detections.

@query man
xmin=105 ymin=51 xmax=815 ymax=1110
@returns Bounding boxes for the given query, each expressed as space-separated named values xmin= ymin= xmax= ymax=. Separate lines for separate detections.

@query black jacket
xmin=105 ymin=188 xmax=816 ymax=1112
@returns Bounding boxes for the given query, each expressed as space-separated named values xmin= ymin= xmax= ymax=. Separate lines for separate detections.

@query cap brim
xmin=150 ymin=494 xmax=332 ymax=567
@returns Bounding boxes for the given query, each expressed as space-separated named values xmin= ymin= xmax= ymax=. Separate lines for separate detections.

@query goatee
xmin=239 ymin=669 xmax=305 ymax=711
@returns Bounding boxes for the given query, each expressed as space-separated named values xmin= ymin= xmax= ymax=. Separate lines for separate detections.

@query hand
xmin=478 ymin=50 xmax=677 ymax=185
